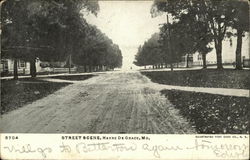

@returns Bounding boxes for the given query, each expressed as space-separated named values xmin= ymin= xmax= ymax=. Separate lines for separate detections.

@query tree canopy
xmin=151 ymin=0 xmax=248 ymax=69
xmin=72 ymin=25 xmax=122 ymax=69
xmin=1 ymin=0 xmax=122 ymax=78
xmin=134 ymin=33 xmax=163 ymax=67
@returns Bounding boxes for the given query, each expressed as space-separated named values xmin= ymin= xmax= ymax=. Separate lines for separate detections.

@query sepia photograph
xmin=0 ymin=0 xmax=249 ymax=159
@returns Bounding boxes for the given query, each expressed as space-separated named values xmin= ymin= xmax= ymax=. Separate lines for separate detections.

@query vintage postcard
xmin=0 ymin=0 xmax=249 ymax=159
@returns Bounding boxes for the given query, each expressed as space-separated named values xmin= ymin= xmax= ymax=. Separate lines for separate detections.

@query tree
xmin=151 ymin=0 xmax=236 ymax=69
xmin=26 ymin=0 xmax=99 ymax=75
xmin=148 ymin=10 xmax=213 ymax=70
xmin=71 ymin=24 xmax=122 ymax=71
xmin=134 ymin=45 xmax=147 ymax=67
xmin=159 ymin=17 xmax=212 ymax=68
xmin=159 ymin=24 xmax=183 ymax=67
xmin=190 ymin=17 xmax=213 ymax=69
xmin=106 ymin=44 xmax=123 ymax=69
xmin=134 ymin=33 xmax=163 ymax=68
xmin=198 ymin=45 xmax=213 ymax=69
xmin=1 ymin=0 xmax=32 ymax=79
xmin=1 ymin=0 xmax=99 ymax=78
xmin=227 ymin=0 xmax=249 ymax=69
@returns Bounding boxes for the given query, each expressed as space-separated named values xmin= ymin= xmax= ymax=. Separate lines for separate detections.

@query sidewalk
xmin=0 ymin=71 xmax=107 ymax=80
xmin=151 ymin=83 xmax=250 ymax=98
xmin=140 ymin=66 xmax=202 ymax=72
xmin=40 ymin=78 xmax=81 ymax=84
xmin=139 ymin=66 xmax=250 ymax=72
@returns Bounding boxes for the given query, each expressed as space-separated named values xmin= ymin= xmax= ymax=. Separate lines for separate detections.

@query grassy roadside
xmin=142 ymin=69 xmax=249 ymax=133
xmin=0 ymin=74 xmax=96 ymax=114
xmin=0 ymin=78 xmax=71 ymax=114
xmin=161 ymin=90 xmax=249 ymax=134
xmin=142 ymin=69 xmax=250 ymax=89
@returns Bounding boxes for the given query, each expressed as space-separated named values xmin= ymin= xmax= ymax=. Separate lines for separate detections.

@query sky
xmin=84 ymin=1 xmax=165 ymax=70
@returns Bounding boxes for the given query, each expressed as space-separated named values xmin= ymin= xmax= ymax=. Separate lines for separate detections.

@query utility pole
xmin=166 ymin=14 xmax=173 ymax=71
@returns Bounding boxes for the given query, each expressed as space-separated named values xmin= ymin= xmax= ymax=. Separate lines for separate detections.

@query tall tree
xmin=228 ymin=0 xmax=249 ymax=69
xmin=72 ymin=25 xmax=123 ymax=71
xmin=134 ymin=33 xmax=163 ymax=68
xmin=1 ymin=0 xmax=99 ymax=78
xmin=1 ymin=0 xmax=31 ymax=79
xmin=159 ymin=23 xmax=184 ymax=67
xmin=151 ymin=0 xmax=236 ymax=69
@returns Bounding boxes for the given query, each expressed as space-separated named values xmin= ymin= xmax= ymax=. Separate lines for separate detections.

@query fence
xmin=39 ymin=67 xmax=77 ymax=73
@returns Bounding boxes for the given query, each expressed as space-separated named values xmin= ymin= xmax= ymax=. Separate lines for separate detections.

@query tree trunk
xmin=30 ymin=58 xmax=37 ymax=78
xmin=91 ymin=66 xmax=94 ymax=72
xmin=202 ymin=53 xmax=207 ymax=69
xmin=215 ymin=39 xmax=223 ymax=69
xmin=13 ymin=59 xmax=18 ymax=80
xmin=235 ymin=29 xmax=243 ymax=70
xmin=68 ymin=54 xmax=71 ymax=74
xmin=186 ymin=54 xmax=189 ymax=68
xmin=84 ymin=65 xmax=87 ymax=72
xmin=50 ymin=60 xmax=54 ymax=73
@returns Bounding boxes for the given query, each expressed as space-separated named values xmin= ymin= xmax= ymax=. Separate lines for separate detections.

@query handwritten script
xmin=142 ymin=139 xmax=249 ymax=159
xmin=3 ymin=144 xmax=52 ymax=158
xmin=3 ymin=139 xmax=249 ymax=159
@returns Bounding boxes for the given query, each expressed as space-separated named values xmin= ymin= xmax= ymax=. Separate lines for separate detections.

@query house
xmin=1 ymin=58 xmax=74 ymax=76
xmin=192 ymin=35 xmax=249 ymax=67
xmin=0 ymin=59 xmax=35 ymax=75
xmin=179 ymin=54 xmax=194 ymax=67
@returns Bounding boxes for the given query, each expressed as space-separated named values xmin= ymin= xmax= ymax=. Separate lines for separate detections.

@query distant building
xmin=178 ymin=54 xmax=194 ymax=67
xmin=192 ymin=35 xmax=249 ymax=67
xmin=0 ymin=58 xmax=74 ymax=76
xmin=0 ymin=59 xmax=34 ymax=75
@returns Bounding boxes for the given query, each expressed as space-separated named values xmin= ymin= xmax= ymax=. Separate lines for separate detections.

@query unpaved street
xmin=0 ymin=72 xmax=195 ymax=133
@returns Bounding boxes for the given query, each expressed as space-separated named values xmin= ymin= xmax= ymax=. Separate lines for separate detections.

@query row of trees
xmin=134 ymin=33 xmax=165 ymax=68
xmin=72 ymin=25 xmax=122 ymax=72
xmin=134 ymin=0 xmax=249 ymax=70
xmin=1 ymin=0 xmax=122 ymax=79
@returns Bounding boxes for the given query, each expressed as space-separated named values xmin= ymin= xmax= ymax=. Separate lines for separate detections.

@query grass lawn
xmin=161 ymin=90 xmax=249 ymax=134
xmin=142 ymin=69 xmax=250 ymax=89
xmin=49 ymin=74 xmax=95 ymax=81
xmin=1 ymin=78 xmax=71 ymax=114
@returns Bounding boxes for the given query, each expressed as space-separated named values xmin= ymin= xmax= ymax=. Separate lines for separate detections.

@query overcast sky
xmin=85 ymin=1 xmax=165 ymax=69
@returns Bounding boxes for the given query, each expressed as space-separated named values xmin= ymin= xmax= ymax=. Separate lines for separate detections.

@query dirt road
xmin=0 ymin=72 xmax=195 ymax=133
